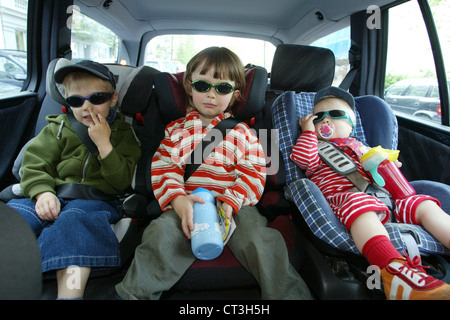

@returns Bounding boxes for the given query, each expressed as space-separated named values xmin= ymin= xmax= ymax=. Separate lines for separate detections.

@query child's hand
xmin=35 ymin=191 xmax=60 ymax=221
xmin=87 ymin=110 xmax=113 ymax=158
xmin=299 ymin=114 xmax=317 ymax=132
xmin=221 ymin=202 xmax=233 ymax=221
xmin=395 ymin=160 xmax=402 ymax=168
xmin=171 ymin=194 xmax=206 ymax=239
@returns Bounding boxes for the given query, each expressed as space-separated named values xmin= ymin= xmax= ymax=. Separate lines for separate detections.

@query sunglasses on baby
xmin=65 ymin=92 xmax=114 ymax=108
xmin=313 ymin=109 xmax=356 ymax=128
xmin=191 ymin=80 xmax=235 ymax=95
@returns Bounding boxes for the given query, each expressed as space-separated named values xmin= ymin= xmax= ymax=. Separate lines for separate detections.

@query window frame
xmin=382 ymin=0 xmax=449 ymax=127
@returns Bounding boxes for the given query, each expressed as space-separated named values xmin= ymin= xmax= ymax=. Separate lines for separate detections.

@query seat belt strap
xmin=318 ymin=141 xmax=369 ymax=192
xmin=55 ymin=183 xmax=116 ymax=200
xmin=66 ymin=111 xmax=99 ymax=157
xmin=184 ymin=117 xmax=240 ymax=181
xmin=339 ymin=43 xmax=361 ymax=91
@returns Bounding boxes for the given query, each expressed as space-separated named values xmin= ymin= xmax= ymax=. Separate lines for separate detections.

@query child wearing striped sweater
xmin=290 ymin=86 xmax=450 ymax=300
xmin=116 ymin=47 xmax=312 ymax=300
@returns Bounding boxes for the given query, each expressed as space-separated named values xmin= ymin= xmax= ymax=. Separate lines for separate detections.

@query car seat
xmin=0 ymin=201 xmax=41 ymax=299
xmin=270 ymin=44 xmax=450 ymax=299
xmin=147 ymin=66 xmax=309 ymax=299
xmin=0 ymin=58 xmax=160 ymax=271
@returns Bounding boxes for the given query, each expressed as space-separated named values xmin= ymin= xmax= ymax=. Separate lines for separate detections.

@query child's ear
xmin=230 ymin=89 xmax=240 ymax=105
xmin=110 ymin=92 xmax=119 ymax=107
xmin=185 ymin=79 xmax=193 ymax=97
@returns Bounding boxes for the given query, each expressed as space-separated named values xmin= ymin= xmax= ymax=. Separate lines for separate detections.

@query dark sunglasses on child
xmin=65 ymin=92 xmax=114 ymax=108
xmin=191 ymin=80 xmax=235 ymax=95
xmin=313 ymin=109 xmax=355 ymax=128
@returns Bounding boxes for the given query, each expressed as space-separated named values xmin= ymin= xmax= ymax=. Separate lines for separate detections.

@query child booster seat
xmin=0 ymin=58 xmax=160 ymax=270
xmin=148 ymin=66 xmax=309 ymax=299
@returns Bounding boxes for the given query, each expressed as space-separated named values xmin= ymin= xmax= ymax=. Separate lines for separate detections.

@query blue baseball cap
xmin=54 ymin=60 xmax=116 ymax=90
xmin=314 ymin=86 xmax=355 ymax=110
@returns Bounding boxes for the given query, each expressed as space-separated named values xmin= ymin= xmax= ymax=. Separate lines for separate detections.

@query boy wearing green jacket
xmin=7 ymin=60 xmax=141 ymax=299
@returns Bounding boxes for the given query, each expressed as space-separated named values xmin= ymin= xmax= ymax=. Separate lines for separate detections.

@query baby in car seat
xmin=290 ymin=86 xmax=450 ymax=300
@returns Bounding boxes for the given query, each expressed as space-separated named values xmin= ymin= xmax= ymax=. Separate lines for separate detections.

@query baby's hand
xmin=35 ymin=191 xmax=60 ymax=221
xmin=299 ymin=114 xmax=317 ymax=132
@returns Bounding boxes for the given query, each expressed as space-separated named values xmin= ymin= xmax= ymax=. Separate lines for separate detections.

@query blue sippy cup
xmin=190 ymin=188 xmax=224 ymax=260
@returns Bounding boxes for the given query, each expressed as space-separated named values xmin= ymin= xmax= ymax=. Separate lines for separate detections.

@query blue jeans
xmin=7 ymin=198 xmax=122 ymax=273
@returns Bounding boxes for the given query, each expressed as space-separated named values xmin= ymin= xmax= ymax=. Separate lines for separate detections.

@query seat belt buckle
xmin=370 ymin=191 xmax=393 ymax=211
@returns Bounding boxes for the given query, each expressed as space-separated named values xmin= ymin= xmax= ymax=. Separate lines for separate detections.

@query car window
xmin=70 ymin=7 xmax=118 ymax=63
xmin=429 ymin=85 xmax=440 ymax=99
xmin=404 ymin=84 xmax=428 ymax=97
xmin=385 ymin=82 xmax=407 ymax=96
xmin=310 ymin=25 xmax=351 ymax=86
xmin=144 ymin=34 xmax=276 ymax=73
xmin=385 ymin=0 xmax=449 ymax=124
xmin=0 ymin=0 xmax=28 ymax=96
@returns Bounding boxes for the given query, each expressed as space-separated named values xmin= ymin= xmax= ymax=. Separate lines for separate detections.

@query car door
xmin=382 ymin=0 xmax=450 ymax=184
xmin=0 ymin=0 xmax=72 ymax=190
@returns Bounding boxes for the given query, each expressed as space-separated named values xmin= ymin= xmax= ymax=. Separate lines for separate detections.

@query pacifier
xmin=318 ymin=123 xmax=334 ymax=139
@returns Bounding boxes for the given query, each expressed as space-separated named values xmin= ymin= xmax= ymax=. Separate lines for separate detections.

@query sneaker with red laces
xmin=380 ymin=254 xmax=450 ymax=300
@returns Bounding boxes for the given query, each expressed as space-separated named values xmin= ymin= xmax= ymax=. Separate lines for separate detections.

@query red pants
xmin=326 ymin=192 xmax=440 ymax=230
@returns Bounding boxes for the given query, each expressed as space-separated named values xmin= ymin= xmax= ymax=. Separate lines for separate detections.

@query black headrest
xmin=154 ymin=66 xmax=268 ymax=123
xmin=112 ymin=65 xmax=160 ymax=116
xmin=45 ymin=58 xmax=159 ymax=115
xmin=270 ymin=44 xmax=335 ymax=92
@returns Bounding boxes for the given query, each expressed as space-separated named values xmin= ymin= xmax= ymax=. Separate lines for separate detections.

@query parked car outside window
xmin=384 ymin=78 xmax=448 ymax=122
xmin=0 ymin=49 xmax=27 ymax=94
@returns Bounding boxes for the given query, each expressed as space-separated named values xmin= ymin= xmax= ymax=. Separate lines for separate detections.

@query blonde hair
xmin=61 ymin=71 xmax=115 ymax=97
xmin=183 ymin=47 xmax=245 ymax=113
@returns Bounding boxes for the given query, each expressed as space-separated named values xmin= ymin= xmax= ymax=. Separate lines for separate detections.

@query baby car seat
xmin=0 ymin=58 xmax=160 ymax=270
xmin=270 ymin=44 xmax=450 ymax=299
xmin=148 ymin=66 xmax=308 ymax=299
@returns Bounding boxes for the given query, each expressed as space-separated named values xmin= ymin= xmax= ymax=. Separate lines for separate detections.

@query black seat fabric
xmin=0 ymin=202 xmax=42 ymax=299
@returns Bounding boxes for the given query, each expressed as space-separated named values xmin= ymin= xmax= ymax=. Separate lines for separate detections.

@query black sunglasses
xmin=65 ymin=92 xmax=114 ymax=108
xmin=191 ymin=80 xmax=235 ymax=95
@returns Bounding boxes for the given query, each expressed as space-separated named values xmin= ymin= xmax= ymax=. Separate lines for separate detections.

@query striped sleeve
xmin=151 ymin=119 xmax=187 ymax=211
xmin=290 ymin=131 xmax=321 ymax=177
xmin=215 ymin=123 xmax=266 ymax=213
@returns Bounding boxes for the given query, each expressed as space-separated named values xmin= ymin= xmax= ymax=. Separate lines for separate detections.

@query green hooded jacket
xmin=20 ymin=113 xmax=141 ymax=201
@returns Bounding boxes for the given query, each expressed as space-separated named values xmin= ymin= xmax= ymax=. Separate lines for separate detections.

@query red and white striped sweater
xmin=290 ymin=131 xmax=372 ymax=196
xmin=151 ymin=110 xmax=266 ymax=213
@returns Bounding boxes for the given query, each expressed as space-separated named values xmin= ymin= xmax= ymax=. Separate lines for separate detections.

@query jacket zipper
xmin=80 ymin=153 xmax=91 ymax=183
